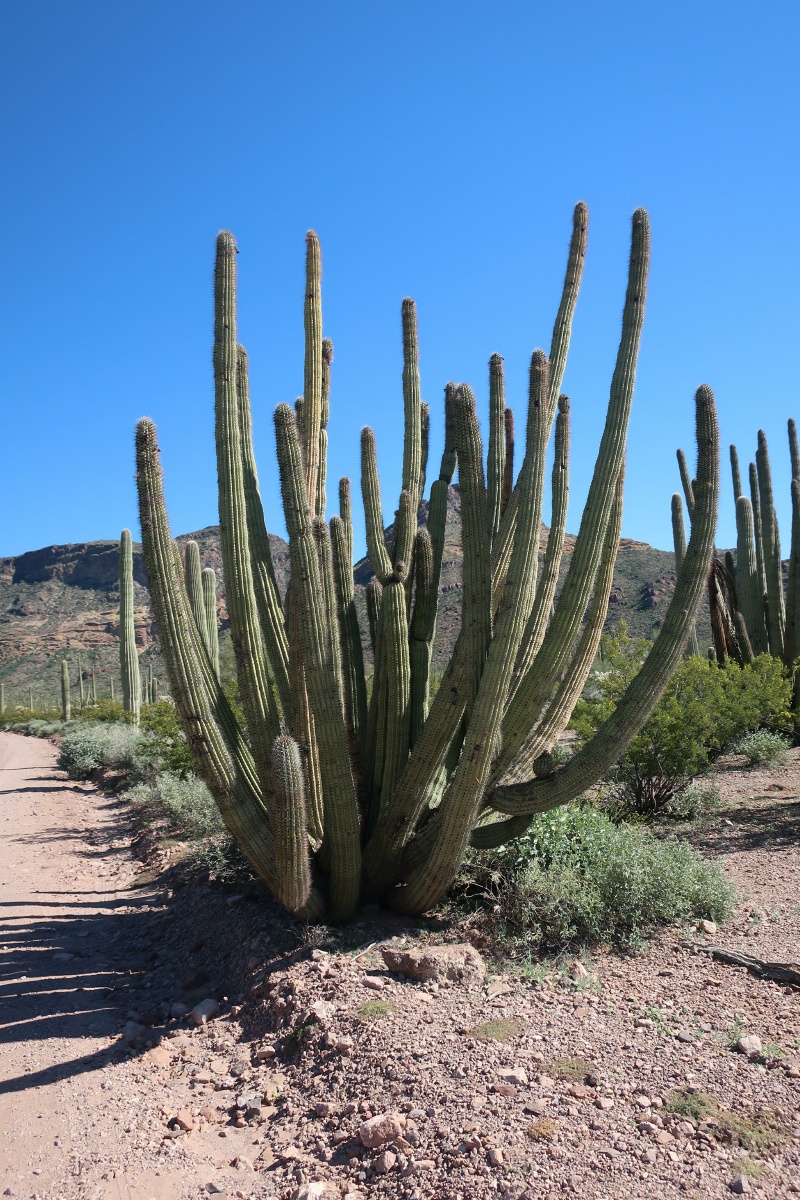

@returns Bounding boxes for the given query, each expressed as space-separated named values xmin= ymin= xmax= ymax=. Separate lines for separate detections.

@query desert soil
xmin=1 ymin=730 xmax=799 ymax=1200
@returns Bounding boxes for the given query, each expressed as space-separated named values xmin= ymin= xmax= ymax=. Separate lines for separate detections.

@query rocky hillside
xmin=0 ymin=489 xmax=706 ymax=709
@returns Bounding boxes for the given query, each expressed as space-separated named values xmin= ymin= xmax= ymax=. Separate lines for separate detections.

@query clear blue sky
xmin=2 ymin=1 xmax=798 ymax=559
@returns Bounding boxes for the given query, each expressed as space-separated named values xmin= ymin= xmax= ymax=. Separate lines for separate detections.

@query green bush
xmin=663 ymin=777 xmax=722 ymax=822
xmin=58 ymin=723 xmax=144 ymax=779
xmin=139 ymin=700 xmax=193 ymax=777
xmin=464 ymin=804 xmax=734 ymax=951
xmin=729 ymin=729 xmax=792 ymax=767
xmin=126 ymin=771 xmax=223 ymax=839
xmin=572 ymin=629 xmax=792 ymax=817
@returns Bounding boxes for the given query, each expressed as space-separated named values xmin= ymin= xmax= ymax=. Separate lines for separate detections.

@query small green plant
xmin=139 ymin=700 xmax=194 ymax=777
xmin=355 ymin=1000 xmax=394 ymax=1022
xmin=730 ymin=728 xmax=792 ymax=767
xmin=467 ymin=1018 xmax=523 ymax=1042
xmin=730 ymin=1157 xmax=764 ymax=1181
xmin=663 ymin=777 xmax=722 ymax=822
xmin=526 ymin=1118 xmax=557 ymax=1141
xmin=665 ymin=1089 xmax=787 ymax=1152
xmin=58 ymin=723 xmax=144 ymax=779
xmin=126 ymin=772 xmax=223 ymax=840
xmin=550 ymin=1056 xmax=596 ymax=1082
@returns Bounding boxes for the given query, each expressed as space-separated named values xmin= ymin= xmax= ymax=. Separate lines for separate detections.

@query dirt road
xmin=0 ymin=731 xmax=219 ymax=1200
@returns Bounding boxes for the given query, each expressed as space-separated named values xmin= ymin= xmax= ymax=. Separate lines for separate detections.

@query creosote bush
xmin=460 ymin=805 xmax=734 ymax=951
xmin=57 ymin=723 xmax=144 ymax=779
xmin=134 ymin=206 xmax=720 ymax=921
xmin=729 ymin=729 xmax=792 ymax=767
xmin=126 ymin=771 xmax=223 ymax=840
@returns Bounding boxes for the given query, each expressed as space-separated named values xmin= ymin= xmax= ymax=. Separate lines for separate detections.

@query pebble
xmin=191 ymin=998 xmax=220 ymax=1025
xmin=255 ymin=1044 xmax=276 ymax=1061
xmin=525 ymin=1099 xmax=548 ymax=1115
xmin=293 ymin=1183 xmax=339 ymax=1199
xmin=335 ymin=1037 xmax=354 ymax=1056
xmin=373 ymin=1149 xmax=397 ymax=1174
xmin=729 ymin=1175 xmax=751 ymax=1194
xmin=737 ymin=1034 xmax=762 ymax=1058
xmin=121 ymin=1020 xmax=145 ymax=1043
xmin=173 ymin=1109 xmax=194 ymax=1131
xmin=497 ymin=1067 xmax=528 ymax=1086
xmin=363 ymin=976 xmax=385 ymax=991
xmin=700 ymin=919 xmax=717 ymax=935
xmin=487 ymin=1146 xmax=504 ymax=1167
xmin=359 ymin=1111 xmax=405 ymax=1149
xmin=595 ymin=1097 xmax=614 ymax=1111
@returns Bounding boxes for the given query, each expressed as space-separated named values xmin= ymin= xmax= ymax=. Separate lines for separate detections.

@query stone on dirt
xmin=191 ymin=997 xmax=220 ymax=1025
xmin=359 ymin=1110 xmax=405 ymax=1148
xmin=736 ymin=1034 xmax=762 ymax=1058
xmin=381 ymin=943 xmax=485 ymax=985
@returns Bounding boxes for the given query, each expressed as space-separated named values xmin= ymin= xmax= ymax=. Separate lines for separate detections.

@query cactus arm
xmin=302 ymin=231 xmax=324 ymax=515
xmin=399 ymin=298 xmax=423 ymax=521
xmin=736 ymin=495 xmax=767 ymax=655
xmin=313 ymin=517 xmax=344 ymax=698
xmin=756 ymin=430 xmax=786 ymax=658
xmin=498 ymin=210 xmax=650 ymax=779
xmin=61 ymin=660 xmax=71 ymax=721
xmin=366 ymin=578 xmax=382 ymax=656
xmin=214 ymin=232 xmax=282 ymax=777
xmin=331 ymin=515 xmax=369 ymax=752
xmin=510 ymin=394 xmax=572 ymax=694
xmin=748 ymin=460 xmax=768 ymax=601
xmin=487 ymin=353 xmax=506 ymax=544
xmin=236 ymin=343 xmax=292 ymax=714
xmin=501 ymin=407 xmax=515 ymax=520
xmin=119 ymin=529 xmax=141 ymax=724
xmin=409 ymin=526 xmax=435 ymax=747
xmin=452 ymin=384 xmax=492 ymax=713
xmin=377 ymin=568 xmax=412 ymax=807
xmin=677 ymin=448 xmax=695 ymax=519
xmin=315 ymin=338 xmax=333 ymax=516
xmin=671 ymin=493 xmax=700 ymax=656
xmin=390 ymin=352 xmax=551 ymax=913
xmin=419 ymin=401 xmax=430 ymax=502
xmin=360 ymin=427 xmax=393 ymax=582
xmin=339 ymin=476 xmax=354 ymax=562
xmin=391 ymin=488 xmax=416 ymax=577
xmin=135 ymin=419 xmax=286 ymax=895
xmin=546 ymin=201 xmax=589 ymax=423
xmin=201 ymin=567 xmax=221 ymax=679
xmin=790 ymin=419 xmax=800 ymax=484
xmin=270 ymin=734 xmax=315 ymax=914
xmin=730 ymin=444 xmax=743 ymax=503
xmin=183 ymin=540 xmax=206 ymax=643
xmin=275 ymin=403 xmax=361 ymax=920
xmin=490 ymin=383 xmax=719 ymax=819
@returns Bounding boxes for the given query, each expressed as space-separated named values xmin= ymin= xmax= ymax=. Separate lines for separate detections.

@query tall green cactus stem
xmin=376 ymin=569 xmax=412 ymax=807
xmin=399 ymin=298 xmax=423 ymax=524
xmin=0 ymin=683 xmax=4 ymax=715
xmin=119 ymin=530 xmax=141 ymax=724
xmin=91 ymin=669 xmax=97 ymax=704
xmin=730 ymin=445 xmax=743 ymax=503
xmin=366 ymin=579 xmax=382 ymax=654
xmin=545 ymin=201 xmax=589 ymax=420
xmin=789 ymin=419 xmax=800 ymax=484
xmin=274 ymin=403 xmax=361 ymax=919
xmin=214 ymin=232 xmax=280 ymax=791
xmin=420 ymin=402 xmax=430 ymax=501
xmin=339 ymin=477 xmax=354 ymax=563
xmin=78 ymin=655 xmax=85 ymax=707
xmin=501 ymin=407 xmax=515 ymax=519
xmin=749 ymin=461 xmax=768 ymax=600
xmin=677 ymin=448 xmax=695 ymax=520
xmin=236 ymin=344 xmax=292 ymax=714
xmin=303 ymin=232 xmax=324 ymax=515
xmin=489 ymin=384 xmax=719 ymax=821
xmin=497 ymin=210 xmax=650 ymax=783
xmin=331 ymin=515 xmax=368 ymax=749
xmin=755 ymin=430 xmax=785 ymax=659
xmin=671 ymin=493 xmax=700 ymax=656
xmin=786 ymin=479 xmax=800 ymax=666
xmin=392 ymin=489 xmax=416 ymax=583
xmin=61 ymin=660 xmax=71 ymax=722
xmin=409 ymin=526 xmax=435 ymax=747
xmin=313 ymin=518 xmax=344 ymax=699
xmin=361 ymin=427 xmax=393 ymax=582
xmin=110 ymin=677 xmax=115 ymax=702
xmin=202 ymin=567 xmax=221 ymax=680
xmin=316 ymin=338 xmax=333 ymax=515
xmin=510 ymin=394 xmax=572 ymax=694
xmin=270 ymin=734 xmax=313 ymax=912
xmin=184 ymin=540 xmax=206 ymax=644
xmin=487 ymin=354 xmax=506 ymax=544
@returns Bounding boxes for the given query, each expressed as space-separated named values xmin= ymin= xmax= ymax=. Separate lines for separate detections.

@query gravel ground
xmin=1 ymin=732 xmax=798 ymax=1200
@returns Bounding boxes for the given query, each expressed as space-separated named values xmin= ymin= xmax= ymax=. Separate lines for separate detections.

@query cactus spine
xmin=61 ymin=660 xmax=71 ymax=721
xmin=135 ymin=206 xmax=717 ymax=921
xmin=119 ymin=529 xmax=142 ymax=724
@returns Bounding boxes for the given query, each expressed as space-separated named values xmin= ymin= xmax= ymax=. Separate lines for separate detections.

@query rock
xmin=595 ymin=1098 xmax=614 ymax=1111
xmin=784 ymin=1059 xmax=800 ymax=1079
xmin=642 ymin=1148 xmax=658 ymax=1164
xmin=700 ymin=919 xmax=717 ymax=935
xmin=655 ymin=1131 xmax=675 ymax=1146
xmin=121 ymin=1020 xmax=145 ymax=1043
xmin=200 ymin=1107 xmax=219 ymax=1123
xmin=363 ymin=976 xmax=385 ymax=991
xmin=359 ymin=1111 xmax=405 ymax=1149
xmin=334 ymin=1037 xmax=354 ymax=1056
xmin=737 ymin=1034 xmax=762 ymax=1058
xmin=231 ymin=1155 xmax=253 ymax=1170
xmin=729 ymin=1175 xmax=751 ymax=1194
xmin=568 ymin=1084 xmax=592 ymax=1099
xmin=570 ymin=959 xmax=589 ymax=979
xmin=170 ymin=1001 xmax=189 ymax=1019
xmin=191 ymin=998 xmax=220 ymax=1026
xmin=497 ymin=1067 xmax=528 ymax=1087
xmin=236 ymin=1091 xmax=261 ymax=1117
xmin=493 ymin=1084 xmax=517 ymax=1098
xmin=676 ymin=1120 xmax=696 ymax=1137
xmin=381 ymin=943 xmax=485 ymax=986
xmin=373 ymin=1150 xmax=397 ymax=1174
xmin=674 ymin=1029 xmax=695 ymax=1044
xmin=144 ymin=1046 xmax=171 ymax=1066
xmin=525 ymin=1099 xmax=548 ymax=1115
xmin=173 ymin=1109 xmax=195 ymax=1132
xmin=255 ymin=1044 xmax=276 ymax=1061
xmin=315 ymin=1102 xmax=336 ymax=1117
xmin=293 ymin=1184 xmax=339 ymax=1200
xmin=634 ymin=1094 xmax=652 ymax=1109
xmin=487 ymin=1147 xmax=504 ymax=1167
xmin=307 ymin=1000 xmax=336 ymax=1025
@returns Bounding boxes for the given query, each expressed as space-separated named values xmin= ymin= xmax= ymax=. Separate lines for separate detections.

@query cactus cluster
xmin=135 ymin=207 xmax=719 ymax=921
xmin=119 ymin=529 xmax=142 ymax=723
xmin=676 ymin=422 xmax=800 ymax=669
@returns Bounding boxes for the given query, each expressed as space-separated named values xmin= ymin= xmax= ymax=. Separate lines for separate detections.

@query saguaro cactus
xmin=135 ymin=206 xmax=718 ymax=921
xmin=119 ymin=529 xmax=142 ymax=723
xmin=61 ymin=660 xmax=71 ymax=721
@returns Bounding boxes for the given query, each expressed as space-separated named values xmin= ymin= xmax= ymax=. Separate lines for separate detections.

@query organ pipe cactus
xmin=694 ymin=421 xmax=800 ymax=672
xmin=119 ymin=529 xmax=141 ymax=723
xmin=61 ymin=660 xmax=71 ymax=721
xmin=135 ymin=205 xmax=718 ymax=921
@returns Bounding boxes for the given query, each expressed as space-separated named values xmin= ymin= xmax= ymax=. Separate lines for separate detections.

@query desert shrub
xmin=138 ymin=700 xmax=193 ymax=777
xmin=126 ymin=771 xmax=222 ymax=839
xmin=729 ymin=729 xmax=792 ymax=767
xmin=463 ymin=804 xmax=734 ymax=950
xmin=81 ymin=698 xmax=131 ymax=724
xmin=572 ymin=630 xmax=792 ymax=817
xmin=663 ymin=777 xmax=722 ymax=822
xmin=58 ymin=723 xmax=144 ymax=779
